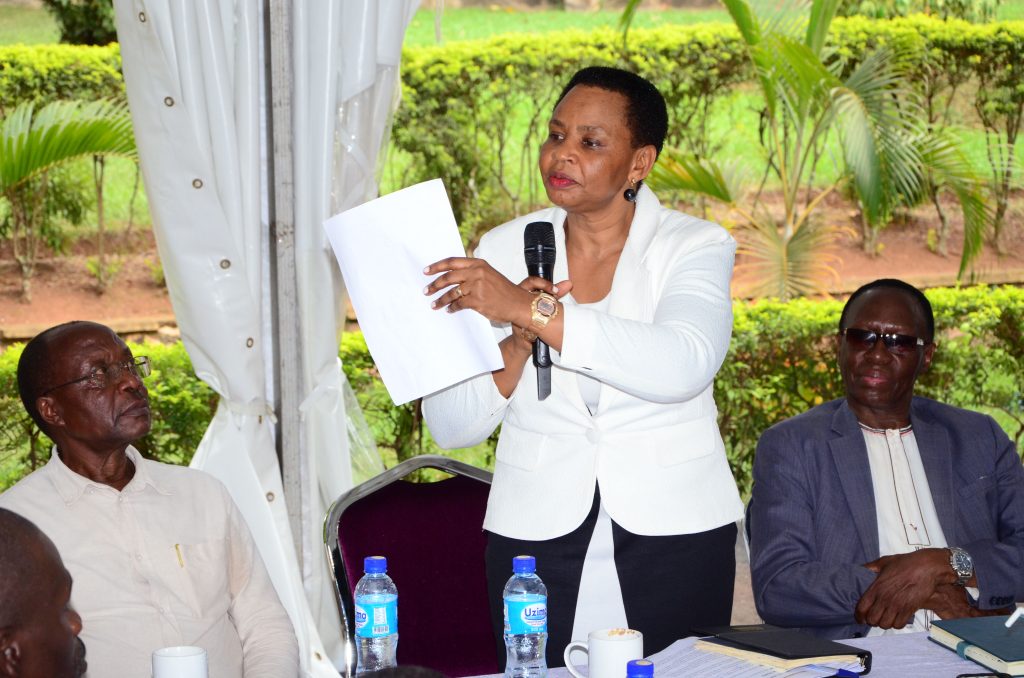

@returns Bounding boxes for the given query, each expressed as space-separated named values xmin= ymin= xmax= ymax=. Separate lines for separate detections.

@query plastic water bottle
xmin=503 ymin=555 xmax=548 ymax=678
xmin=626 ymin=659 xmax=654 ymax=678
xmin=354 ymin=555 xmax=398 ymax=673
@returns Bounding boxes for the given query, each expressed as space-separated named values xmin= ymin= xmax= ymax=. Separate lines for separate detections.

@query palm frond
xmin=648 ymin=153 xmax=743 ymax=205
xmin=917 ymin=131 xmax=992 ymax=276
xmin=805 ymin=0 xmax=841 ymax=57
xmin=737 ymin=217 xmax=846 ymax=299
xmin=0 ymin=100 xmax=136 ymax=194
xmin=721 ymin=0 xmax=763 ymax=47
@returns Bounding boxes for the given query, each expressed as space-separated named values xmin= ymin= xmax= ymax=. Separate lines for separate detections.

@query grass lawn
xmin=0 ymin=2 xmax=58 ymax=45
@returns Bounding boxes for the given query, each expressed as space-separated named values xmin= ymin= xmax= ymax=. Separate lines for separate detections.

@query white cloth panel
xmin=112 ymin=1 xmax=416 ymax=674
xmin=292 ymin=1 xmax=417 ymax=666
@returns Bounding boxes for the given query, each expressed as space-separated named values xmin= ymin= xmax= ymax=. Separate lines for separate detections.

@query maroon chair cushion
xmin=338 ymin=474 xmax=499 ymax=677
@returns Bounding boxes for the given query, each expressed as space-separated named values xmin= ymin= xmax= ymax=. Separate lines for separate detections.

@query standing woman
xmin=422 ymin=67 xmax=742 ymax=664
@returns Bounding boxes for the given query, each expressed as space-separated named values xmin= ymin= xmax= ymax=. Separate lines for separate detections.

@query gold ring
xmin=456 ymin=286 xmax=464 ymax=298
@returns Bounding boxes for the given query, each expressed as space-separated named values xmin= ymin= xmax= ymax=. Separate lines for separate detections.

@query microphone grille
xmin=524 ymin=221 xmax=556 ymax=266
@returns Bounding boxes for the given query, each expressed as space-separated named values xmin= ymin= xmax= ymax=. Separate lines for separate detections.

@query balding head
xmin=17 ymin=321 xmax=151 ymax=461
xmin=0 ymin=509 xmax=87 ymax=678
xmin=17 ymin=321 xmax=103 ymax=434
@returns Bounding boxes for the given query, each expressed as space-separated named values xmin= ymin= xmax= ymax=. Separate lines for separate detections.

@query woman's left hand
xmin=424 ymin=256 xmax=558 ymax=325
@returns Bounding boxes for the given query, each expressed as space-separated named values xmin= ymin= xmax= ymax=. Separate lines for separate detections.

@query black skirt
xmin=485 ymin=489 xmax=737 ymax=668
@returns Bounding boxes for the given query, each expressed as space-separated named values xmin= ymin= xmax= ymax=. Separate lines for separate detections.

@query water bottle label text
xmin=355 ymin=597 xmax=397 ymax=638
xmin=504 ymin=597 xmax=547 ymax=634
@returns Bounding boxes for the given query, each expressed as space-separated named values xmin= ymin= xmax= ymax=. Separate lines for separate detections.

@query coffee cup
xmin=152 ymin=646 xmax=208 ymax=678
xmin=564 ymin=628 xmax=644 ymax=678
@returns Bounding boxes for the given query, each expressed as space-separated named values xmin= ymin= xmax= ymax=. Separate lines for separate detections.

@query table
xmin=479 ymin=632 xmax=988 ymax=678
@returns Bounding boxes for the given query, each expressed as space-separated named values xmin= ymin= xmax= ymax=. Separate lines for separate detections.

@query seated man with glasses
xmin=0 ymin=321 xmax=298 ymax=678
xmin=748 ymin=279 xmax=1024 ymax=639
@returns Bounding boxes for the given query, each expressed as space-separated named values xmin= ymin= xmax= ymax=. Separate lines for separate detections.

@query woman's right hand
xmin=493 ymin=277 xmax=572 ymax=398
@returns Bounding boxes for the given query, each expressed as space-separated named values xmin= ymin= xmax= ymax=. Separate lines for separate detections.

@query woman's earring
xmin=623 ymin=179 xmax=638 ymax=203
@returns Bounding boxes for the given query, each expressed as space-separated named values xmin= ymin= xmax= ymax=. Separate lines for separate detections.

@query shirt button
xmin=586 ymin=429 xmax=601 ymax=444
xmin=135 ymin=553 xmax=143 ymax=561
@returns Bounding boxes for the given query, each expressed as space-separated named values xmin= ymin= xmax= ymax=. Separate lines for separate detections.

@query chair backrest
xmin=324 ymin=455 xmax=498 ymax=677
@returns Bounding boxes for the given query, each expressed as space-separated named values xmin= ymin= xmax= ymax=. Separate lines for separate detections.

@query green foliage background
xmin=2 ymin=286 xmax=1020 ymax=496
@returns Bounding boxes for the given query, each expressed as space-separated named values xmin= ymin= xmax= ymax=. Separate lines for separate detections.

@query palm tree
xmin=631 ymin=0 xmax=989 ymax=298
xmin=0 ymin=100 xmax=136 ymax=301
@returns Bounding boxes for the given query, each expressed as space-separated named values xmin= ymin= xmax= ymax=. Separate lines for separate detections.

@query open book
xmin=693 ymin=624 xmax=872 ymax=673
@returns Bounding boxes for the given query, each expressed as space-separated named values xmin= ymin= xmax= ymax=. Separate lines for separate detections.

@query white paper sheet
xmin=324 ymin=178 xmax=503 ymax=405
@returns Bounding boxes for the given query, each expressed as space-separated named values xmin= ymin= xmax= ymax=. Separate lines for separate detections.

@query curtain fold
xmin=114 ymin=0 xmax=415 ymax=673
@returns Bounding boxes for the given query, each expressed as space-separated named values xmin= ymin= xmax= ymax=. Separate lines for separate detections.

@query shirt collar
xmin=45 ymin=444 xmax=174 ymax=505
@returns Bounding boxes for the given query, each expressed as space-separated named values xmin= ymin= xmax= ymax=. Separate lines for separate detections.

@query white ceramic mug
xmin=152 ymin=646 xmax=208 ymax=678
xmin=564 ymin=628 xmax=644 ymax=678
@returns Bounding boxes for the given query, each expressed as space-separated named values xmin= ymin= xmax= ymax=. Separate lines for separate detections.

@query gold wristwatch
xmin=530 ymin=292 xmax=558 ymax=329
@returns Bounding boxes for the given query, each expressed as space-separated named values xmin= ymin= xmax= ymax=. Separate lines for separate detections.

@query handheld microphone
xmin=524 ymin=221 xmax=556 ymax=400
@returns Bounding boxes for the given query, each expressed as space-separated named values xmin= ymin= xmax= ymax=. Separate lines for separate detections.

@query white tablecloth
xmin=477 ymin=632 xmax=985 ymax=678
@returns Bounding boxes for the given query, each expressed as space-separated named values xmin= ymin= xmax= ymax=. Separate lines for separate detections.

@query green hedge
xmin=3 ymin=17 xmax=1023 ymax=237
xmin=4 ymin=285 xmax=1018 ymax=494
xmin=0 ymin=43 xmax=123 ymax=114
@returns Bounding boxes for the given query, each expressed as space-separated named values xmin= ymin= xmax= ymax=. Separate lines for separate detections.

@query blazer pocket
xmin=495 ymin=425 xmax=545 ymax=471
xmin=656 ymin=417 xmax=720 ymax=467
xmin=957 ymin=474 xmax=997 ymax=499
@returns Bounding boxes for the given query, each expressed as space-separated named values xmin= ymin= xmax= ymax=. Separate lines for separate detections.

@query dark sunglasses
xmin=841 ymin=327 xmax=928 ymax=355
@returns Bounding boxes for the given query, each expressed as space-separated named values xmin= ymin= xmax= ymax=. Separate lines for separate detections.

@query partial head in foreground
xmin=541 ymin=67 xmax=667 ymax=215
xmin=837 ymin=279 xmax=936 ymax=429
xmin=0 ymin=508 xmax=87 ymax=678
xmin=17 ymin=321 xmax=152 ymax=456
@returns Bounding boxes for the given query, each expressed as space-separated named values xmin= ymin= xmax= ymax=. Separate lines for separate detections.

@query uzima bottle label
xmin=504 ymin=597 xmax=547 ymax=634
xmin=355 ymin=598 xmax=397 ymax=638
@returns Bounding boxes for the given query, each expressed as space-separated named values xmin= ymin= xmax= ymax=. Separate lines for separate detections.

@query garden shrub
xmin=41 ymin=0 xmax=118 ymax=46
xmin=0 ymin=44 xmax=123 ymax=115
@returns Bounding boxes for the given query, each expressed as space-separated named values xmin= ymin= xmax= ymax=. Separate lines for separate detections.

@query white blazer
xmin=423 ymin=186 xmax=743 ymax=540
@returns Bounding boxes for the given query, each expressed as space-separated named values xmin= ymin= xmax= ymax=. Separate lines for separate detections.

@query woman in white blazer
xmin=422 ymin=67 xmax=743 ymax=665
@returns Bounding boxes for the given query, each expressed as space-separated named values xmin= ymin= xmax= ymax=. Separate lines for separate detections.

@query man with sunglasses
xmin=0 ymin=321 xmax=298 ymax=677
xmin=748 ymin=279 xmax=1024 ymax=639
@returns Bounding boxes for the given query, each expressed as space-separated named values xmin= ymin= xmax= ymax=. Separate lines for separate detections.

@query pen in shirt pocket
xmin=175 ymin=543 xmax=184 ymax=568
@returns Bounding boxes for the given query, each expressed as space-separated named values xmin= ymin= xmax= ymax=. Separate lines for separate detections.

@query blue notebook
xmin=929 ymin=615 xmax=1024 ymax=676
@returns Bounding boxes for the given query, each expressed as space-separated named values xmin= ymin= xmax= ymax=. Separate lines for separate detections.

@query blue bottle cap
xmin=626 ymin=659 xmax=653 ymax=678
xmin=363 ymin=556 xmax=387 ymax=574
xmin=512 ymin=555 xmax=536 ymax=574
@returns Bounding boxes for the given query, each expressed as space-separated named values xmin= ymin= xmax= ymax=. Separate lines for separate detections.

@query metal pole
xmin=265 ymin=0 xmax=304 ymax=565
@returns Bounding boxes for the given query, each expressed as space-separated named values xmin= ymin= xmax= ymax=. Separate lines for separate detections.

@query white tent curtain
xmin=113 ymin=0 xmax=415 ymax=674
xmin=292 ymin=1 xmax=417 ymax=666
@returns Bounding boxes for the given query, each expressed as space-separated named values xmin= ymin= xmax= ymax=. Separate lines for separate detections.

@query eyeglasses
xmin=40 ymin=356 xmax=152 ymax=395
xmin=841 ymin=327 xmax=927 ymax=355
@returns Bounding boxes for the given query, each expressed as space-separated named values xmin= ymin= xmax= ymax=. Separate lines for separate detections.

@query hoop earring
xmin=623 ymin=179 xmax=638 ymax=203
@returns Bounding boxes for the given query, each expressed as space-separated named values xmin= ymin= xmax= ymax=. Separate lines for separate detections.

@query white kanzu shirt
xmin=0 ymin=446 xmax=298 ymax=678
xmin=862 ymin=426 xmax=978 ymax=636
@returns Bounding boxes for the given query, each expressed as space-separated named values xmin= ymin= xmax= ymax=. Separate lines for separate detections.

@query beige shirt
xmin=0 ymin=446 xmax=298 ymax=678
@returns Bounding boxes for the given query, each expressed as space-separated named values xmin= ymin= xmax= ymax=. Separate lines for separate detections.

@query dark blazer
xmin=748 ymin=396 xmax=1024 ymax=639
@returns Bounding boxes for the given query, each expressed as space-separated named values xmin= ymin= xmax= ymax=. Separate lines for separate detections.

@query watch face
xmin=537 ymin=297 xmax=556 ymax=316
xmin=952 ymin=549 xmax=973 ymax=575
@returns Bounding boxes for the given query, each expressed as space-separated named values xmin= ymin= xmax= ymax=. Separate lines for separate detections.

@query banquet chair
xmin=324 ymin=454 xmax=498 ymax=677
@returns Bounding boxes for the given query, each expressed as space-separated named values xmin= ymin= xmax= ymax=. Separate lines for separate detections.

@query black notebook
xmin=693 ymin=624 xmax=872 ymax=674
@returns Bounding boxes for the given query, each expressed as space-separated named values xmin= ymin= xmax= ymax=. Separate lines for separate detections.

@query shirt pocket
xmin=174 ymin=539 xmax=231 ymax=619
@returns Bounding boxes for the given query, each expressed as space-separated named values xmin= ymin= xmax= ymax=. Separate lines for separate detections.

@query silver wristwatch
xmin=948 ymin=546 xmax=974 ymax=586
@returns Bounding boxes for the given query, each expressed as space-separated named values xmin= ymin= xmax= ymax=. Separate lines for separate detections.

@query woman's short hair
xmin=555 ymin=66 xmax=669 ymax=157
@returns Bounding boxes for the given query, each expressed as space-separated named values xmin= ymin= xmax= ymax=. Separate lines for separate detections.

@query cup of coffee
xmin=564 ymin=628 xmax=644 ymax=678
xmin=152 ymin=646 xmax=208 ymax=678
